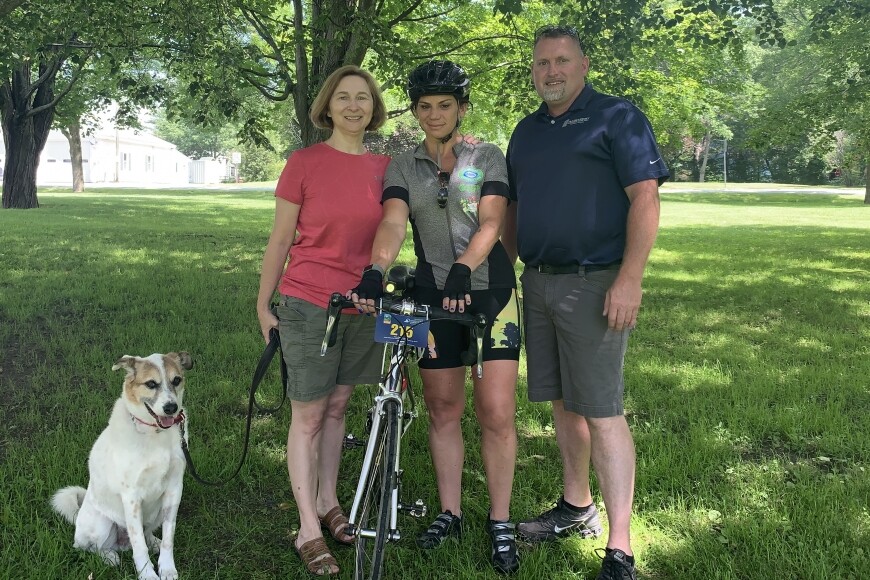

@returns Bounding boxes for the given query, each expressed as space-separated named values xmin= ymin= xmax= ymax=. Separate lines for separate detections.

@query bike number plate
xmin=374 ymin=312 xmax=429 ymax=348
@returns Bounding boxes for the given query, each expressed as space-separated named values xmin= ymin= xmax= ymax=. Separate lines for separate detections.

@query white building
xmin=0 ymin=124 xmax=191 ymax=187
xmin=189 ymin=156 xmax=237 ymax=184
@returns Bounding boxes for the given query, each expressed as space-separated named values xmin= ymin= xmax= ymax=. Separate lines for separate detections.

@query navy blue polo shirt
xmin=507 ymin=85 xmax=669 ymax=267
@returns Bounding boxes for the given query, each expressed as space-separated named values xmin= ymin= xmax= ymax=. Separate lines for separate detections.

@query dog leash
xmin=180 ymin=326 xmax=287 ymax=486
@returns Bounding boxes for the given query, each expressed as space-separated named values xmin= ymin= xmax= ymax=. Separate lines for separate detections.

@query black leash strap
xmin=180 ymin=327 xmax=287 ymax=486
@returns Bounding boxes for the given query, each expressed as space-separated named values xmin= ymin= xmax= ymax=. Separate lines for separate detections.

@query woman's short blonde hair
xmin=309 ymin=66 xmax=386 ymax=131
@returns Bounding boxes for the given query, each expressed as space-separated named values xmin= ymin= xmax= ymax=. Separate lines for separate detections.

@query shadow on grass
xmin=623 ymin=224 xmax=870 ymax=579
xmin=2 ymin=196 xmax=868 ymax=578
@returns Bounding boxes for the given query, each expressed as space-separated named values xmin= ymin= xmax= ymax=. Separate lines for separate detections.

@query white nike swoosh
xmin=649 ymin=158 xmax=661 ymax=164
xmin=553 ymin=525 xmax=572 ymax=534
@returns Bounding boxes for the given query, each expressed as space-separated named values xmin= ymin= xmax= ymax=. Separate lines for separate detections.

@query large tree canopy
xmin=746 ymin=0 xmax=868 ymax=200
xmin=8 ymin=0 xmax=854 ymax=209
xmin=0 ymin=0 xmax=190 ymax=208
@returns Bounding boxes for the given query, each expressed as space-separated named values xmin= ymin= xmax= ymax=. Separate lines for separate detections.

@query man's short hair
xmin=533 ymin=24 xmax=586 ymax=54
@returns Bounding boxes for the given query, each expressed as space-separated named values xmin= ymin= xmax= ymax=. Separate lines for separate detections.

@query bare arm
xmin=256 ymin=197 xmax=301 ymax=341
xmin=501 ymin=201 xmax=518 ymax=265
xmin=603 ymin=179 xmax=660 ymax=331
xmin=369 ymin=198 xmax=411 ymax=272
xmin=456 ymin=194 xmax=508 ymax=270
xmin=441 ymin=193 xmax=507 ymax=312
xmin=352 ymin=198 xmax=410 ymax=313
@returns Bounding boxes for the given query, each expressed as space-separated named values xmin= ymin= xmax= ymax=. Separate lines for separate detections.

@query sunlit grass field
xmin=1 ymin=185 xmax=867 ymax=579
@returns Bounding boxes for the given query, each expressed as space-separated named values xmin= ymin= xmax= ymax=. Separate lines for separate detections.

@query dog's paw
xmin=146 ymin=533 xmax=160 ymax=554
xmin=138 ymin=567 xmax=160 ymax=580
xmin=158 ymin=553 xmax=178 ymax=579
xmin=100 ymin=550 xmax=121 ymax=567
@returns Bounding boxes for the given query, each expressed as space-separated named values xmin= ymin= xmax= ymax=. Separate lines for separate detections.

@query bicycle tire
xmin=354 ymin=398 xmax=399 ymax=580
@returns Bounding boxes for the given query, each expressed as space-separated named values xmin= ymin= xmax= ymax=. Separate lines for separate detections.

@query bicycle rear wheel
xmin=354 ymin=399 xmax=399 ymax=580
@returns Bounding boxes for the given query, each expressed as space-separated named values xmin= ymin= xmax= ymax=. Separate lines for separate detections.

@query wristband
xmin=363 ymin=263 xmax=385 ymax=276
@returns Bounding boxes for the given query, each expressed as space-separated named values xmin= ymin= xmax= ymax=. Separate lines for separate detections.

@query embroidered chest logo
xmin=459 ymin=168 xmax=483 ymax=183
xmin=562 ymin=117 xmax=589 ymax=128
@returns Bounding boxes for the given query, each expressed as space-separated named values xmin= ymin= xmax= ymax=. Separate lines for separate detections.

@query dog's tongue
xmin=159 ymin=415 xmax=176 ymax=428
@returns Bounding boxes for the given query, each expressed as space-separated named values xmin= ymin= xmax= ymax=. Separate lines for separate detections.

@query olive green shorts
xmin=277 ymin=295 xmax=384 ymax=402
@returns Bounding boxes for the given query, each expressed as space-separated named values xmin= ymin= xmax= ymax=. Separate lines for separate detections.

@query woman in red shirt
xmin=256 ymin=65 xmax=390 ymax=576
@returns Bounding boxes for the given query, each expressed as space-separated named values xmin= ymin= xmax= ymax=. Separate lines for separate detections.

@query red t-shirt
xmin=276 ymin=142 xmax=390 ymax=309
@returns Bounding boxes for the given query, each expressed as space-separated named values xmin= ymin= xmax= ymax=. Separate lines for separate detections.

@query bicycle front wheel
xmin=354 ymin=398 xmax=399 ymax=580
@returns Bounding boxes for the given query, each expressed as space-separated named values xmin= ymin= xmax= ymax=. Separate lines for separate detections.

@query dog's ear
xmin=168 ymin=351 xmax=194 ymax=371
xmin=112 ymin=355 xmax=138 ymax=375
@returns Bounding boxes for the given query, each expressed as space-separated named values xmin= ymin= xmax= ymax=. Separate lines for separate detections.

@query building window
xmin=121 ymin=152 xmax=131 ymax=171
xmin=145 ymin=155 xmax=153 ymax=172
xmin=47 ymin=159 xmax=57 ymax=163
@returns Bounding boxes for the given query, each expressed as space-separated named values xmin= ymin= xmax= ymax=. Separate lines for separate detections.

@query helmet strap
xmin=438 ymin=114 xmax=463 ymax=144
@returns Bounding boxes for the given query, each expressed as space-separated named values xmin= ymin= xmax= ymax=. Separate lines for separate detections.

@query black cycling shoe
xmin=416 ymin=510 xmax=462 ymax=549
xmin=488 ymin=519 xmax=520 ymax=574
xmin=595 ymin=548 xmax=637 ymax=580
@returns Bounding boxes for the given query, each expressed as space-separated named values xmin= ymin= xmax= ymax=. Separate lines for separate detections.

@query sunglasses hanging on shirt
xmin=437 ymin=171 xmax=450 ymax=208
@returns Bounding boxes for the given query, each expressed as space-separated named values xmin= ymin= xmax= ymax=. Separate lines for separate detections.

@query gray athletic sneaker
xmin=516 ymin=498 xmax=603 ymax=542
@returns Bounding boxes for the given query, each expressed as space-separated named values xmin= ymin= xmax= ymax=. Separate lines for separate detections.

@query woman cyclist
xmin=351 ymin=60 xmax=521 ymax=574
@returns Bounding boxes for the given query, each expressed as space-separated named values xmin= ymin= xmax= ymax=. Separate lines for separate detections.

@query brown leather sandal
xmin=295 ymin=537 xmax=338 ymax=576
xmin=319 ymin=505 xmax=354 ymax=545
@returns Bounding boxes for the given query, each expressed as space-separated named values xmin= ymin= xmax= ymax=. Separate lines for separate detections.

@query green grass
xmin=1 ymin=185 xmax=868 ymax=579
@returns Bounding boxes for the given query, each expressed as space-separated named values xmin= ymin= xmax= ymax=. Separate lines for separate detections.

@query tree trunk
xmin=292 ymin=0 xmax=371 ymax=148
xmin=60 ymin=119 xmax=84 ymax=192
xmin=698 ymin=131 xmax=711 ymax=183
xmin=1 ymin=61 xmax=59 ymax=209
xmin=864 ymin=157 xmax=869 ymax=205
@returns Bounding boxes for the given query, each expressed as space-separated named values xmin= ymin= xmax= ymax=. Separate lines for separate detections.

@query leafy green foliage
xmin=744 ymin=0 xmax=867 ymax=190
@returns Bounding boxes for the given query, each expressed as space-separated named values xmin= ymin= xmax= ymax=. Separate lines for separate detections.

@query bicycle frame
xmin=347 ymin=340 xmax=411 ymax=542
xmin=321 ymin=283 xmax=487 ymax=580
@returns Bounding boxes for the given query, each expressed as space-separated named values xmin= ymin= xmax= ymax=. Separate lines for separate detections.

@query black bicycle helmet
xmin=406 ymin=60 xmax=471 ymax=104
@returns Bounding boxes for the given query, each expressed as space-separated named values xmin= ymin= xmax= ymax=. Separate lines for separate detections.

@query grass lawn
xmin=1 ymin=184 xmax=867 ymax=579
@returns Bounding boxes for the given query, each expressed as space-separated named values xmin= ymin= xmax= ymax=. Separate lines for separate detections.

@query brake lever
xmin=474 ymin=313 xmax=486 ymax=378
xmin=320 ymin=293 xmax=344 ymax=356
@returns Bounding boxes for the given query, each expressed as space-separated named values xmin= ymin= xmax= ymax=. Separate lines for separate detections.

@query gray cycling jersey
xmin=383 ymin=141 xmax=514 ymax=291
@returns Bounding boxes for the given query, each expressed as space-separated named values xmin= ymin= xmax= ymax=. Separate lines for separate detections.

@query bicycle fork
xmin=347 ymin=396 xmax=427 ymax=542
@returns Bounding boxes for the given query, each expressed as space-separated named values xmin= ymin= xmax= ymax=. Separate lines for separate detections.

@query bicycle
xmin=320 ymin=266 xmax=488 ymax=580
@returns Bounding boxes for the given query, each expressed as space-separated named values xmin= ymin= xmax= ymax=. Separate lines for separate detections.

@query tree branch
xmin=411 ymin=35 xmax=519 ymax=60
xmin=27 ymin=52 xmax=92 ymax=117
xmin=387 ymin=105 xmax=411 ymax=118
xmin=240 ymin=6 xmax=292 ymax=86
xmin=23 ymin=55 xmax=64 ymax=102
xmin=292 ymin=0 xmax=308 ymax=100
xmin=238 ymin=68 xmax=292 ymax=101
xmin=387 ymin=0 xmax=425 ymax=26
xmin=398 ymin=6 xmax=458 ymax=24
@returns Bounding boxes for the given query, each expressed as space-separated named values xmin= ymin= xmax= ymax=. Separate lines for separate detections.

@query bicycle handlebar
xmin=320 ymin=292 xmax=488 ymax=378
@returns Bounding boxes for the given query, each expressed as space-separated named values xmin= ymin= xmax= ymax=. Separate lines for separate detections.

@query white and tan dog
xmin=52 ymin=352 xmax=193 ymax=580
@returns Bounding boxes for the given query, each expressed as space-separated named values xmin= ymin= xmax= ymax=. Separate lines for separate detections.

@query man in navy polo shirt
xmin=504 ymin=24 xmax=669 ymax=580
